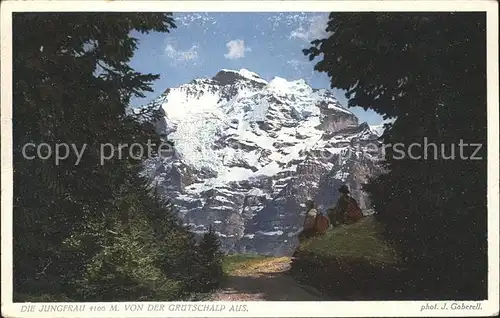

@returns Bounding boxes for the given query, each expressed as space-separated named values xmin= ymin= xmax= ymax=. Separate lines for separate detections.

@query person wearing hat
xmin=327 ymin=185 xmax=363 ymax=226
xmin=298 ymin=199 xmax=319 ymax=242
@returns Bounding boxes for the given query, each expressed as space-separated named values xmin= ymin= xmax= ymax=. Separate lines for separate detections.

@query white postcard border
xmin=1 ymin=1 xmax=498 ymax=317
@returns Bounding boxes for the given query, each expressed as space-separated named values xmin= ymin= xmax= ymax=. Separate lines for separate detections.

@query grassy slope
xmin=222 ymin=254 xmax=277 ymax=276
xmin=290 ymin=216 xmax=412 ymax=300
xmin=296 ymin=215 xmax=400 ymax=266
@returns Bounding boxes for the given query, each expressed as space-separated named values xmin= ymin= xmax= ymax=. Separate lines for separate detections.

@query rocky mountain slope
xmin=140 ymin=69 xmax=384 ymax=256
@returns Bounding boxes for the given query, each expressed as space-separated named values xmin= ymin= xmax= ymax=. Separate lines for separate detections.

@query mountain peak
xmin=216 ymin=68 xmax=268 ymax=85
xmin=268 ymin=76 xmax=311 ymax=95
xmin=237 ymin=68 xmax=265 ymax=81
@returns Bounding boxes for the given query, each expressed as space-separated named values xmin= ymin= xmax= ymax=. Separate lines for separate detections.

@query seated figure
xmin=328 ymin=185 xmax=363 ymax=226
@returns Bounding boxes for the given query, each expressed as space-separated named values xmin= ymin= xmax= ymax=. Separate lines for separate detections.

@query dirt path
xmin=211 ymin=257 xmax=326 ymax=301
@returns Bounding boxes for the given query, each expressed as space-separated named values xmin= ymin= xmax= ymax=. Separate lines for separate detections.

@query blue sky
xmin=129 ymin=12 xmax=383 ymax=125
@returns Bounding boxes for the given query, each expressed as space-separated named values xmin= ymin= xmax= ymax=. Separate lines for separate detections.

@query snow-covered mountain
xmin=140 ymin=69 xmax=384 ymax=256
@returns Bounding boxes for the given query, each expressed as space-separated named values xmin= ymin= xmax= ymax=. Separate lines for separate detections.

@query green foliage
xmin=13 ymin=12 xmax=223 ymax=301
xmin=303 ymin=13 xmax=487 ymax=299
xmin=193 ymin=226 xmax=225 ymax=292
xmin=13 ymin=293 xmax=75 ymax=302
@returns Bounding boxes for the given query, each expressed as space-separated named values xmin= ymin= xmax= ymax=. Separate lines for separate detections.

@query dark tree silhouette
xmin=13 ymin=12 xmax=222 ymax=301
xmin=303 ymin=12 xmax=487 ymax=299
xmin=194 ymin=226 xmax=225 ymax=293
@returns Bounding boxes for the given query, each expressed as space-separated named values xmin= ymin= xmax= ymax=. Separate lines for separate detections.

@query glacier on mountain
xmin=141 ymin=68 xmax=384 ymax=255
